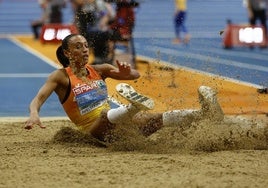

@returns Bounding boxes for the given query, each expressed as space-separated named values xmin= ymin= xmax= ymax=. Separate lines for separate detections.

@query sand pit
xmin=1 ymin=35 xmax=266 ymax=187
xmin=0 ymin=115 xmax=267 ymax=187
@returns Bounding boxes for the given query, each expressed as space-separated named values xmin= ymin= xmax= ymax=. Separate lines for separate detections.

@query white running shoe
xmin=198 ymin=86 xmax=224 ymax=121
xmin=116 ymin=83 xmax=154 ymax=110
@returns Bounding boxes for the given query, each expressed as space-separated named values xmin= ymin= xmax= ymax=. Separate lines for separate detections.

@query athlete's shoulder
xmin=48 ymin=68 xmax=68 ymax=81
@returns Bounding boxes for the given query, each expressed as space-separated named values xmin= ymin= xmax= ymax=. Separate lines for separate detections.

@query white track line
xmin=9 ymin=36 xmax=60 ymax=69
xmin=2 ymin=35 xmax=264 ymax=88
xmin=136 ymin=55 xmax=264 ymax=88
xmin=147 ymin=46 xmax=268 ymax=72
xmin=0 ymin=73 xmax=49 ymax=78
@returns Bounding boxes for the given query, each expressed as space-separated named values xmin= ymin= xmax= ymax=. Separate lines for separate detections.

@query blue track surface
xmin=0 ymin=38 xmax=64 ymax=116
xmin=133 ymin=0 xmax=268 ymax=86
xmin=0 ymin=0 xmax=267 ymax=116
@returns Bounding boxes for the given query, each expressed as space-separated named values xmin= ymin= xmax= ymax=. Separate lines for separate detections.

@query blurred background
xmin=1 ymin=0 xmax=264 ymax=84
xmin=0 ymin=0 xmax=267 ymax=116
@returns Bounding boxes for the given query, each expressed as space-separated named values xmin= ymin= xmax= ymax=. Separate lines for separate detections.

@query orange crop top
xmin=62 ymin=65 xmax=110 ymax=132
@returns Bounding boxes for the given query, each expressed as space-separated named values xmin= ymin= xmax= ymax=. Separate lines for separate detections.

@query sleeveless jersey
xmin=62 ymin=65 xmax=109 ymax=132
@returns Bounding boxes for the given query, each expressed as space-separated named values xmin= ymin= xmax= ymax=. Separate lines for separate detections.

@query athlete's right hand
xmin=25 ymin=115 xmax=46 ymax=129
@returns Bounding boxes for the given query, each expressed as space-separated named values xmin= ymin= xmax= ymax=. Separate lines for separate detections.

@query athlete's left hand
xmin=108 ymin=60 xmax=140 ymax=80
xmin=116 ymin=60 xmax=131 ymax=76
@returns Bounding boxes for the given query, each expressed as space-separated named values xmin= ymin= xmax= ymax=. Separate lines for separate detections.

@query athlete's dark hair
xmin=56 ymin=34 xmax=80 ymax=68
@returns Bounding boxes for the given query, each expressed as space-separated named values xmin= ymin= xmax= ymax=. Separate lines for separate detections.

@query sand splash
xmin=52 ymin=116 xmax=268 ymax=153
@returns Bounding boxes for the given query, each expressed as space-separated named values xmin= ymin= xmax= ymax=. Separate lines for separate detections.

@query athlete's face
xmin=65 ymin=35 xmax=89 ymax=67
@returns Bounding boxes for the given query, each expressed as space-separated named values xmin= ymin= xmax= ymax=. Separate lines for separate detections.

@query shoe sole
xmin=198 ymin=86 xmax=216 ymax=99
xmin=116 ymin=83 xmax=154 ymax=110
xmin=198 ymin=85 xmax=224 ymax=121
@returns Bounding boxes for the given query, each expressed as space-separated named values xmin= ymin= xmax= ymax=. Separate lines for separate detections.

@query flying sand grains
xmin=52 ymin=115 xmax=268 ymax=154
